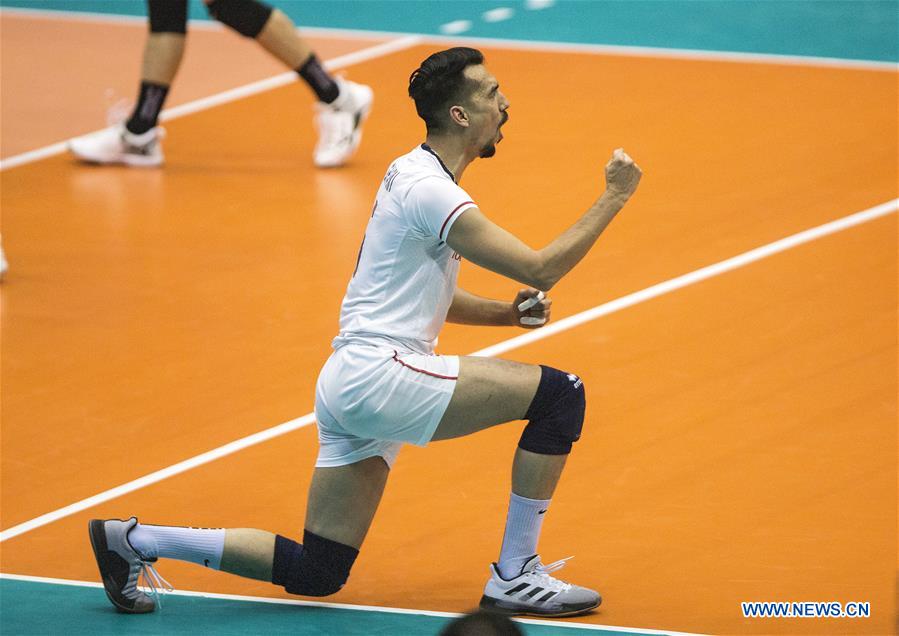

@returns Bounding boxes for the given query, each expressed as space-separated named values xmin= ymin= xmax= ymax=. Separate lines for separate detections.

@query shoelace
xmin=139 ymin=561 xmax=175 ymax=608
xmin=531 ymin=556 xmax=575 ymax=592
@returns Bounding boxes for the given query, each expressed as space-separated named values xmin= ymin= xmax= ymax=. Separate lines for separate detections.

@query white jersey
xmin=333 ymin=144 xmax=477 ymax=354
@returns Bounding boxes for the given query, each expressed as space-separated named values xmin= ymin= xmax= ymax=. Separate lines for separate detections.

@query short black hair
xmin=408 ymin=47 xmax=485 ymax=133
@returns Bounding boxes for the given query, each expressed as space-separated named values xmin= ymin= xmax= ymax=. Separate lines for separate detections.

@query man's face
xmin=460 ymin=64 xmax=510 ymax=158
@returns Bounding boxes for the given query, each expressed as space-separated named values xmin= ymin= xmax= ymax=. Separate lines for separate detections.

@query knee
xmin=148 ymin=0 xmax=188 ymax=34
xmin=205 ymin=0 xmax=273 ymax=38
xmin=518 ymin=366 xmax=586 ymax=455
xmin=272 ymin=531 xmax=359 ymax=597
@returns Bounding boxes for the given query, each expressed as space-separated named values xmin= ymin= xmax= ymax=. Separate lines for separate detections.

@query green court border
xmin=1 ymin=0 xmax=896 ymax=62
xmin=0 ymin=575 xmax=698 ymax=636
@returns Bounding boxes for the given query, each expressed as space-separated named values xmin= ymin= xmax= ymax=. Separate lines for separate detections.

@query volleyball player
xmin=89 ymin=47 xmax=641 ymax=617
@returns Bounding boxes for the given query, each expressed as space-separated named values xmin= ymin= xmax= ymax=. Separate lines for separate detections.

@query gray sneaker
xmin=88 ymin=517 xmax=171 ymax=613
xmin=479 ymin=555 xmax=601 ymax=617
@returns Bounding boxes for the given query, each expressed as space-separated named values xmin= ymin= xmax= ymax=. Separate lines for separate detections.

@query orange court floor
xmin=1 ymin=25 xmax=896 ymax=636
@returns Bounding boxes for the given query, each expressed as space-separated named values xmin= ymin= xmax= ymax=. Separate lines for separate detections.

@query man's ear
xmin=449 ymin=105 xmax=469 ymax=128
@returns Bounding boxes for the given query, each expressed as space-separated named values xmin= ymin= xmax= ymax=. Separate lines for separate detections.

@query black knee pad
xmin=148 ymin=0 xmax=188 ymax=34
xmin=271 ymin=530 xmax=358 ymax=597
xmin=206 ymin=0 xmax=273 ymax=38
xmin=518 ymin=366 xmax=586 ymax=455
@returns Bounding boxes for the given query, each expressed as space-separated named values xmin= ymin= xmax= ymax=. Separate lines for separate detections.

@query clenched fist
xmin=605 ymin=148 xmax=642 ymax=198
xmin=511 ymin=288 xmax=552 ymax=329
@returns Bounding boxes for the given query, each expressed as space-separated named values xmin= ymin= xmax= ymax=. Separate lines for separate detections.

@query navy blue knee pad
xmin=272 ymin=530 xmax=358 ymax=597
xmin=148 ymin=0 xmax=188 ymax=34
xmin=206 ymin=0 xmax=273 ymax=38
xmin=518 ymin=365 xmax=586 ymax=455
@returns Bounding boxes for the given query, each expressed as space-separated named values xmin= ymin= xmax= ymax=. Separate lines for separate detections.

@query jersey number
xmin=352 ymin=200 xmax=378 ymax=277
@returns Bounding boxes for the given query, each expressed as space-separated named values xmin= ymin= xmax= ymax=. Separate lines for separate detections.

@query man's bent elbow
xmin=526 ymin=257 xmax=561 ymax=292
xmin=531 ymin=275 xmax=557 ymax=292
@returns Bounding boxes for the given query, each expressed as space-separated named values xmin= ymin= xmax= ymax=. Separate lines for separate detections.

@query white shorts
xmin=314 ymin=343 xmax=459 ymax=468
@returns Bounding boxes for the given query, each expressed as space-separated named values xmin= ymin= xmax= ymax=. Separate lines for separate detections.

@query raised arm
xmin=445 ymin=148 xmax=641 ymax=291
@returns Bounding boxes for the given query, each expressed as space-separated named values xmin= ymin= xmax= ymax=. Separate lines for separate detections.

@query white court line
xmin=0 ymin=6 xmax=405 ymax=39
xmin=160 ymin=34 xmax=423 ymax=122
xmin=483 ymin=7 xmax=516 ymax=23
xmin=526 ymin=0 xmax=556 ymax=9
xmin=440 ymin=20 xmax=473 ymax=35
xmin=0 ymin=572 xmax=704 ymax=635
xmin=1 ymin=198 xmax=894 ymax=544
xmin=473 ymin=198 xmax=898 ymax=359
xmin=2 ymin=5 xmax=894 ymax=71
xmin=1 ymin=6 xmax=893 ymax=170
xmin=0 ymin=33 xmax=423 ymax=172
xmin=432 ymin=34 xmax=897 ymax=71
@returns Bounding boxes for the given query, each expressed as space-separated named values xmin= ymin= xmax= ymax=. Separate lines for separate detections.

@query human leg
xmin=127 ymin=1 xmax=187 ymax=135
xmin=434 ymin=357 xmax=572 ymax=500
xmin=89 ymin=456 xmax=389 ymax=613
xmin=432 ymin=357 xmax=599 ymax=616
xmin=203 ymin=0 xmax=329 ymax=100
xmin=255 ymin=8 xmax=313 ymax=73
xmin=304 ymin=455 xmax=390 ymax=548
xmin=68 ymin=0 xmax=185 ymax=166
xmin=203 ymin=0 xmax=372 ymax=166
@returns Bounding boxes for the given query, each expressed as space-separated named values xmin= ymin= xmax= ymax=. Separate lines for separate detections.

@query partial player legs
xmin=70 ymin=0 xmax=371 ymax=168
xmin=220 ymin=528 xmax=277 ymax=580
xmin=67 ymin=2 xmax=185 ymax=166
xmin=433 ymin=356 xmax=600 ymax=616
xmin=205 ymin=0 xmax=373 ymax=167
xmin=139 ymin=33 xmax=185 ymax=87
xmin=88 ymin=456 xmax=389 ymax=612
xmin=255 ymin=8 xmax=313 ymax=71
xmin=304 ymin=455 xmax=390 ymax=549
xmin=432 ymin=356 xmax=542 ymax=440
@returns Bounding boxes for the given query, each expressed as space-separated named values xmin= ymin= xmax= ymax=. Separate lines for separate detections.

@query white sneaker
xmin=480 ymin=555 xmax=601 ymax=617
xmin=88 ymin=517 xmax=173 ymax=613
xmin=69 ymin=126 xmax=164 ymax=167
xmin=313 ymin=78 xmax=373 ymax=168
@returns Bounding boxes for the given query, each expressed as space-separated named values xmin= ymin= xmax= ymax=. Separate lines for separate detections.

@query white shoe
xmin=69 ymin=126 xmax=164 ymax=167
xmin=313 ymin=78 xmax=373 ymax=168
xmin=479 ymin=555 xmax=601 ymax=617
xmin=88 ymin=517 xmax=173 ymax=613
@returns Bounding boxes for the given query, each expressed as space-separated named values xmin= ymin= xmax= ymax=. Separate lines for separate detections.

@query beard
xmin=479 ymin=113 xmax=508 ymax=158
xmin=479 ymin=143 xmax=497 ymax=158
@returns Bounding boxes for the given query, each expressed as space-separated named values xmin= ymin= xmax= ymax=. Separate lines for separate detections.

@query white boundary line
xmin=1 ymin=5 xmax=895 ymax=72
xmin=0 ymin=572 xmax=704 ymax=635
xmin=160 ymin=34 xmax=423 ymax=122
xmin=439 ymin=34 xmax=897 ymax=71
xmin=472 ymin=198 xmax=898 ymax=359
xmin=0 ymin=34 xmax=423 ymax=172
xmin=1 ymin=198 xmax=894 ymax=545
xmin=1 ymin=6 xmax=893 ymax=170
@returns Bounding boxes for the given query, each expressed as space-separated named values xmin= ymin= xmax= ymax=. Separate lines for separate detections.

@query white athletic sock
xmin=127 ymin=523 xmax=226 ymax=570
xmin=496 ymin=492 xmax=550 ymax=579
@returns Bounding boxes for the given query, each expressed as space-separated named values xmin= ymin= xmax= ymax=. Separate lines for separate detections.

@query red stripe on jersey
xmin=392 ymin=351 xmax=458 ymax=380
xmin=439 ymin=201 xmax=475 ymax=241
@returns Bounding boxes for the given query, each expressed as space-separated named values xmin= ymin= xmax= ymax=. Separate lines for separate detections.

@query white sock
xmin=496 ymin=492 xmax=550 ymax=579
xmin=128 ymin=523 xmax=226 ymax=570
